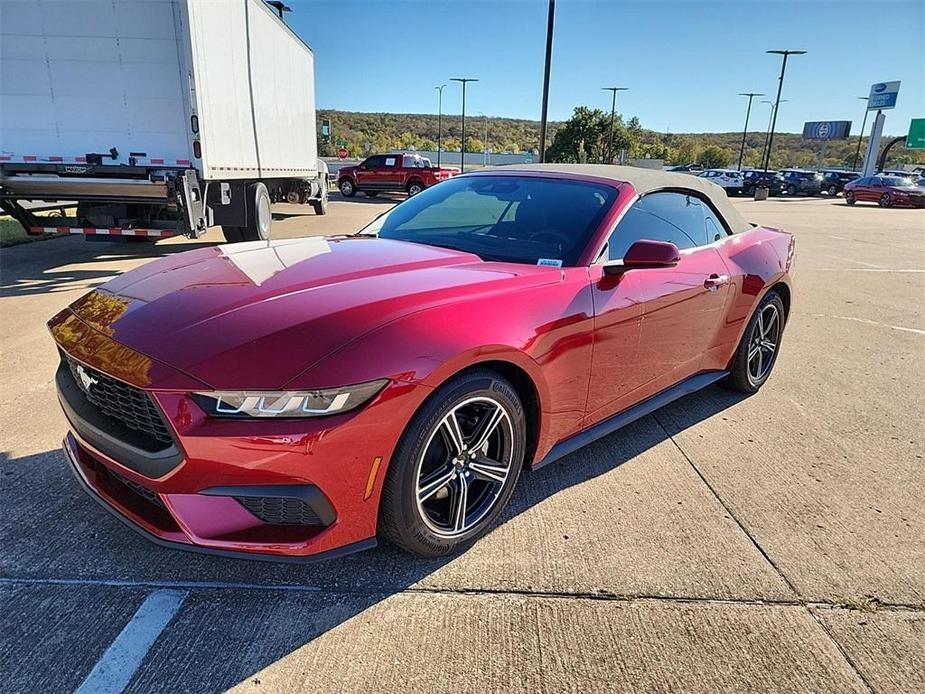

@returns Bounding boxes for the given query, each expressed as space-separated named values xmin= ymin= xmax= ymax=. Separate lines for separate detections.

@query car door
xmin=380 ymin=155 xmax=403 ymax=189
xmin=586 ymin=191 xmax=732 ymax=423
xmin=354 ymin=156 xmax=383 ymax=190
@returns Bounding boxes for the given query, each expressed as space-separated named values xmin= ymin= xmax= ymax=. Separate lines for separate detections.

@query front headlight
xmin=191 ymin=379 xmax=388 ymax=418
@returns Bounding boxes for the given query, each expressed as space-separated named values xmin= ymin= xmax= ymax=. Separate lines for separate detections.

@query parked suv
xmin=337 ymin=153 xmax=457 ymax=198
xmin=698 ymin=169 xmax=744 ymax=195
xmin=820 ymin=170 xmax=860 ymax=196
xmin=743 ymin=169 xmax=783 ymax=196
xmin=780 ymin=169 xmax=823 ymax=196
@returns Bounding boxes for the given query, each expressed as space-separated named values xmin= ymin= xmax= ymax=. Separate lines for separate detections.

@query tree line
xmin=319 ymin=108 xmax=925 ymax=169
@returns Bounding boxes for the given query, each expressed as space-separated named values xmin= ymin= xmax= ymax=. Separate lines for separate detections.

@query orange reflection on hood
xmin=50 ymin=311 xmax=152 ymax=388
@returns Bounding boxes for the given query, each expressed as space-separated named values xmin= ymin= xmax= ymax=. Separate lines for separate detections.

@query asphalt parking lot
xmin=1 ymin=194 xmax=923 ymax=693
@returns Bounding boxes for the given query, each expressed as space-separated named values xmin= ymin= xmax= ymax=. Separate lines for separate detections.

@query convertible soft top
xmin=495 ymin=163 xmax=753 ymax=234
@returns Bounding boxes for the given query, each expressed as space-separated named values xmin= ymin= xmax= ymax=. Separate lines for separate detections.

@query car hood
xmin=65 ymin=237 xmax=559 ymax=389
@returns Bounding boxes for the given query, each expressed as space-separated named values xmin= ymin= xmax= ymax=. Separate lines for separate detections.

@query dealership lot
xmin=1 ymin=196 xmax=922 ymax=692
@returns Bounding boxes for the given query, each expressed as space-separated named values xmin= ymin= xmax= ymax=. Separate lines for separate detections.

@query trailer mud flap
xmin=179 ymin=170 xmax=208 ymax=238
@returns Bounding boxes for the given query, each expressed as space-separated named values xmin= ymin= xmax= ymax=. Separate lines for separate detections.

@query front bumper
xmin=52 ymin=318 xmax=425 ymax=561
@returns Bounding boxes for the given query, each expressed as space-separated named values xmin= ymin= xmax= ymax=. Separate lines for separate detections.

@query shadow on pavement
xmin=1 ymin=385 xmax=747 ymax=691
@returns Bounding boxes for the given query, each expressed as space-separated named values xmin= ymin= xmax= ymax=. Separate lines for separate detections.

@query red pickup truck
xmin=337 ymin=153 xmax=458 ymax=198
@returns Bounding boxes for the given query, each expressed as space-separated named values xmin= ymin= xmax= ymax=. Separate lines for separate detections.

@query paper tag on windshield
xmin=537 ymin=258 xmax=563 ymax=268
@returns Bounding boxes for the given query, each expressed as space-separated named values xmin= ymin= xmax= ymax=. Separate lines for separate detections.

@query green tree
xmin=546 ymin=106 xmax=610 ymax=163
xmin=700 ymin=145 xmax=734 ymax=168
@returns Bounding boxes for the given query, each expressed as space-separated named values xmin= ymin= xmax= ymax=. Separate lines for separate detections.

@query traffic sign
xmin=337 ymin=147 xmax=348 ymax=159
xmin=868 ymin=81 xmax=900 ymax=110
xmin=320 ymin=118 xmax=331 ymax=143
xmin=906 ymin=119 xmax=925 ymax=149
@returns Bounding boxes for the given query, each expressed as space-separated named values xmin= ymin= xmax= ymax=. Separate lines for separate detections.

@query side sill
xmin=534 ymin=370 xmax=729 ymax=469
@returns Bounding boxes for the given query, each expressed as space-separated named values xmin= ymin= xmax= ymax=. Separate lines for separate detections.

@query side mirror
xmin=603 ymin=239 xmax=681 ymax=275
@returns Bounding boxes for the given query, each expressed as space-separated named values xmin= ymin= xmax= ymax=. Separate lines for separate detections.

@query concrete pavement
xmin=1 ymin=194 xmax=922 ymax=692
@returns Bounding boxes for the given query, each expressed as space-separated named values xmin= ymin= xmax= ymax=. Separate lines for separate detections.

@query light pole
xmin=538 ymin=0 xmax=555 ymax=162
xmin=853 ymin=96 xmax=870 ymax=171
xmin=450 ymin=77 xmax=478 ymax=172
xmin=435 ymin=84 xmax=446 ymax=168
xmin=762 ymin=49 xmax=806 ymax=172
xmin=479 ymin=112 xmax=489 ymax=165
xmin=761 ymin=99 xmax=787 ymax=169
xmin=602 ymin=87 xmax=629 ymax=164
xmin=737 ymin=92 xmax=764 ymax=170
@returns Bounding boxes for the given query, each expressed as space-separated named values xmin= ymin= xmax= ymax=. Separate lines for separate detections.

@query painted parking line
xmin=74 ymin=589 xmax=186 ymax=694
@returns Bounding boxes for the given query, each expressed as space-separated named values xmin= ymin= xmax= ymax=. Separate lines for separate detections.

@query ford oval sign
xmin=868 ymin=81 xmax=900 ymax=110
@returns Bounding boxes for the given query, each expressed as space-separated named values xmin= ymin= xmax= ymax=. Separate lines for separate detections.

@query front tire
xmin=787 ymin=184 xmax=797 ymax=196
xmin=379 ymin=369 xmax=526 ymax=557
xmin=339 ymin=178 xmax=356 ymax=197
xmin=828 ymin=184 xmax=838 ymax=196
xmin=725 ymin=290 xmax=786 ymax=393
xmin=845 ymin=191 xmax=856 ymax=205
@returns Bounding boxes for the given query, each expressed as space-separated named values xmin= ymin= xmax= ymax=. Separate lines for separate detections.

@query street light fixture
xmin=434 ymin=84 xmax=446 ymax=168
xmin=853 ymin=96 xmax=870 ymax=171
xmin=450 ymin=77 xmax=478 ymax=173
xmin=762 ymin=49 xmax=806 ymax=172
xmin=737 ymin=92 xmax=764 ymax=170
xmin=760 ymin=99 xmax=787 ymax=166
xmin=602 ymin=87 xmax=629 ymax=164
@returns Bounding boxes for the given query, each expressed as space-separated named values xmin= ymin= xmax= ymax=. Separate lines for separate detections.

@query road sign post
xmin=862 ymin=111 xmax=886 ymax=177
xmin=861 ymin=82 xmax=901 ymax=177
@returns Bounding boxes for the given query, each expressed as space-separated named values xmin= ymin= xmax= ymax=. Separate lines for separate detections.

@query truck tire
xmin=311 ymin=196 xmax=328 ymax=216
xmin=242 ymin=182 xmax=272 ymax=241
xmin=339 ymin=179 xmax=356 ymax=197
xmin=223 ymin=226 xmax=246 ymax=243
xmin=365 ymin=191 xmax=379 ymax=198
xmin=407 ymin=180 xmax=424 ymax=196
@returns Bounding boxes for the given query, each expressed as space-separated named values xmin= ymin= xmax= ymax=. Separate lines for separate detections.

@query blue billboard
xmin=802 ymin=121 xmax=852 ymax=140
xmin=868 ymin=81 xmax=900 ymax=110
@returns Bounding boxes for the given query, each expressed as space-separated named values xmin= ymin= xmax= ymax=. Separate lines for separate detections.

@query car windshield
xmin=373 ymin=175 xmax=618 ymax=265
xmin=882 ymin=177 xmax=916 ymax=187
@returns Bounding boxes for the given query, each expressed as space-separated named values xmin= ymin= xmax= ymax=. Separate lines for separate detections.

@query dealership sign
xmin=802 ymin=121 xmax=852 ymax=140
xmin=906 ymin=119 xmax=925 ymax=149
xmin=868 ymin=81 xmax=900 ymax=110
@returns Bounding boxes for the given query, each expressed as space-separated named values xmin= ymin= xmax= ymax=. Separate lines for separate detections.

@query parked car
xmin=51 ymin=164 xmax=794 ymax=561
xmin=820 ymin=170 xmax=860 ymax=196
xmin=843 ymin=175 xmax=925 ymax=208
xmin=743 ymin=169 xmax=783 ymax=196
xmin=667 ymin=163 xmax=704 ymax=173
xmin=780 ymin=169 xmax=823 ymax=196
xmin=698 ymin=169 xmax=744 ymax=195
xmin=337 ymin=153 xmax=457 ymax=197
xmin=880 ymin=169 xmax=918 ymax=181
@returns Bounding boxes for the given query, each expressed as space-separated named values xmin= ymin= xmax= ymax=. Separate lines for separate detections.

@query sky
xmin=287 ymin=0 xmax=924 ymax=135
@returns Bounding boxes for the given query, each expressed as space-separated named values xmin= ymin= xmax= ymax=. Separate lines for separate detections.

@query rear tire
xmin=828 ymin=184 xmax=838 ymax=196
xmin=845 ymin=191 xmax=856 ymax=205
xmin=223 ymin=226 xmax=246 ymax=243
xmin=241 ymin=182 xmax=272 ymax=241
xmin=879 ymin=193 xmax=892 ymax=208
xmin=379 ymin=369 xmax=526 ymax=557
xmin=725 ymin=290 xmax=786 ymax=394
xmin=311 ymin=196 xmax=328 ymax=216
xmin=407 ymin=180 xmax=424 ymax=196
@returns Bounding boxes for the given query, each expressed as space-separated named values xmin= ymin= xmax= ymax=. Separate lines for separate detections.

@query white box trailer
xmin=0 ymin=0 xmax=327 ymax=242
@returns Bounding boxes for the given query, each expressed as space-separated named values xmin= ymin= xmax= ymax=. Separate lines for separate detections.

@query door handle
xmin=704 ymin=274 xmax=729 ymax=290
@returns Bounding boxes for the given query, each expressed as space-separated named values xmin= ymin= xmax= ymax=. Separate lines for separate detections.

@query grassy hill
xmin=318 ymin=109 xmax=924 ymax=170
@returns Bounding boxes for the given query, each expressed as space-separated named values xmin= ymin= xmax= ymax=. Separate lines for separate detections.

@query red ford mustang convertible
xmin=51 ymin=165 xmax=794 ymax=561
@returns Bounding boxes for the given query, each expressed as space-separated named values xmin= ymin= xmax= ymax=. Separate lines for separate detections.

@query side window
xmin=384 ymin=156 xmax=398 ymax=167
xmin=365 ymin=156 xmax=384 ymax=168
xmin=607 ymin=192 xmax=706 ymax=260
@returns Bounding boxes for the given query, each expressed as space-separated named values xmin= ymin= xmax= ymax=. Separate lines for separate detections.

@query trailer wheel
xmin=242 ymin=182 xmax=272 ymax=241
xmin=223 ymin=226 xmax=246 ymax=243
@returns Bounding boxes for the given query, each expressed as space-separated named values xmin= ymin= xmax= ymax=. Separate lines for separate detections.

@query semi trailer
xmin=0 ymin=0 xmax=327 ymax=243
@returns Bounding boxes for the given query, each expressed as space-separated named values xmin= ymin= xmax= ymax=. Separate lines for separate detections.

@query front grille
xmin=108 ymin=467 xmax=166 ymax=510
xmin=64 ymin=356 xmax=173 ymax=448
xmin=235 ymin=496 xmax=324 ymax=526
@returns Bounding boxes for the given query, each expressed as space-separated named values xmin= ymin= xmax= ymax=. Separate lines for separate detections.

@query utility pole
xmin=450 ymin=78 xmax=478 ymax=173
xmin=760 ymin=99 xmax=787 ymax=169
xmin=538 ymin=0 xmax=555 ymax=162
xmin=602 ymin=87 xmax=629 ymax=164
xmin=435 ymin=84 xmax=446 ymax=168
xmin=737 ymin=92 xmax=764 ymax=170
xmin=853 ymin=96 xmax=870 ymax=171
xmin=763 ymin=49 xmax=806 ymax=172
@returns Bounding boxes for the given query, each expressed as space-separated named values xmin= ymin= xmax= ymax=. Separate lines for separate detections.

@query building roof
xmin=489 ymin=163 xmax=753 ymax=234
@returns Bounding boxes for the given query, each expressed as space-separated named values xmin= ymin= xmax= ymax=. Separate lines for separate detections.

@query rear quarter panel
xmin=704 ymin=226 xmax=794 ymax=371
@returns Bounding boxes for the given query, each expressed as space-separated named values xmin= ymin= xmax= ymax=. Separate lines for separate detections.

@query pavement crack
xmin=651 ymin=412 xmax=877 ymax=694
